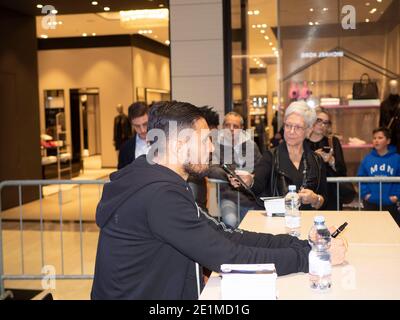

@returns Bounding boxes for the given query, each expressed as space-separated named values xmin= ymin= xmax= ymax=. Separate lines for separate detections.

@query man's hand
xmin=227 ymin=171 xmax=253 ymax=189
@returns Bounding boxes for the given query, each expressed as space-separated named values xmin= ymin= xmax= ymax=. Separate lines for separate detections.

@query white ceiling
xmin=36 ymin=10 xmax=170 ymax=44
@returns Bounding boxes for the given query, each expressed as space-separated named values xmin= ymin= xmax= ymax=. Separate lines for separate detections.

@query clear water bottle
xmin=284 ymin=185 xmax=301 ymax=237
xmin=308 ymin=216 xmax=332 ymax=291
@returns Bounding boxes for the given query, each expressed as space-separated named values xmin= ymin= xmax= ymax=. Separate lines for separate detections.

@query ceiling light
xmin=91 ymin=1 xmax=98 ymax=5
xmin=247 ymin=10 xmax=253 ymax=15
xmin=120 ymin=9 xmax=169 ymax=21
xmin=365 ymin=18 xmax=370 ymax=22
xmin=309 ymin=8 xmax=314 ymax=12
xmin=377 ymin=0 xmax=382 ymax=2
xmin=262 ymin=24 xmax=267 ymax=28
xmin=165 ymin=40 xmax=170 ymax=45
xmin=259 ymin=64 xmax=264 ymax=67
xmin=104 ymin=7 xmax=110 ymax=11
xmin=315 ymin=21 xmax=319 ymax=25
xmin=269 ymin=42 xmax=273 ymax=46
xmin=323 ymin=8 xmax=328 ymax=11
xmin=92 ymin=33 xmax=96 ymax=36
xmin=51 ymin=9 xmax=58 ymax=14
xmin=256 ymin=61 xmax=260 ymax=64
xmin=257 ymin=24 xmax=261 ymax=28
xmin=82 ymin=33 xmax=88 ymax=37
xmin=254 ymin=10 xmax=260 ymax=15
xmin=40 ymin=34 xmax=48 ymax=39
xmin=159 ymin=4 xmax=164 ymax=8
xmin=365 ymin=2 xmax=370 ymax=6
xmin=253 ymin=58 xmax=257 ymax=61
xmin=370 ymin=8 xmax=377 ymax=13
xmin=252 ymin=24 xmax=256 ymax=28
xmin=260 ymin=30 xmax=265 ymax=34
xmin=58 ymin=21 xmax=63 ymax=25
xmin=272 ymin=47 xmax=276 ymax=51
xmin=309 ymin=21 xmax=314 ymax=25
xmin=264 ymin=35 xmax=269 ymax=40
xmin=36 ymin=4 xmax=43 ymax=9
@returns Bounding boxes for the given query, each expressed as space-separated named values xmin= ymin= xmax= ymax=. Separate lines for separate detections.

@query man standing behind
xmin=91 ymin=101 xmax=346 ymax=300
xmin=118 ymin=102 xmax=149 ymax=169
xmin=113 ymin=104 xmax=131 ymax=152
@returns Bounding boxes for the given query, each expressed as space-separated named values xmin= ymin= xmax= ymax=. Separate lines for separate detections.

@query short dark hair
xmin=128 ymin=102 xmax=148 ymax=121
xmin=373 ymin=127 xmax=391 ymax=139
xmin=199 ymin=106 xmax=220 ymax=128
xmin=147 ymin=101 xmax=203 ymax=144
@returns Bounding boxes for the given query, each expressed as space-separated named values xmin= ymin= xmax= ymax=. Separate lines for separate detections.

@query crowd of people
xmin=90 ymin=98 xmax=400 ymax=300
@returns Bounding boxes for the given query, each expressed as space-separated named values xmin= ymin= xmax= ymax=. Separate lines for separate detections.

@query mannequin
xmin=113 ymin=104 xmax=131 ymax=151
xmin=380 ymin=79 xmax=400 ymax=153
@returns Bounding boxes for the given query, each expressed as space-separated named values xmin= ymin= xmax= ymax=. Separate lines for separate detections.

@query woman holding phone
xmin=307 ymin=107 xmax=350 ymax=210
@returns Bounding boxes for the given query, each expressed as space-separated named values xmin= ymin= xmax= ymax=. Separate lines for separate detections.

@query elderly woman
xmin=230 ymin=101 xmax=327 ymax=210
xmin=307 ymin=107 xmax=352 ymax=210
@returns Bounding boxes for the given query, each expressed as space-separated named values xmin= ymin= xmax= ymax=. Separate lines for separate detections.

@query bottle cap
xmin=314 ymin=215 xmax=325 ymax=224
xmin=288 ymin=185 xmax=296 ymax=192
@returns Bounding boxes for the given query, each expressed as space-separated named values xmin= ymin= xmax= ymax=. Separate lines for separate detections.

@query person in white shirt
xmin=118 ymin=102 xmax=149 ymax=169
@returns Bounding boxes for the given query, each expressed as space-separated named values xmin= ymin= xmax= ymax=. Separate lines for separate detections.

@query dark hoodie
xmin=91 ymin=155 xmax=311 ymax=300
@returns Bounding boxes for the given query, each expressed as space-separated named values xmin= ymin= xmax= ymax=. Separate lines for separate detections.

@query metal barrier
xmin=0 ymin=179 xmax=107 ymax=299
xmin=1 ymin=177 xmax=399 ymax=299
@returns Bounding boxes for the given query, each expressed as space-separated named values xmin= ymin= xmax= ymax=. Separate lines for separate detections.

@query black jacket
xmin=91 ymin=155 xmax=311 ymax=300
xmin=118 ymin=134 xmax=137 ymax=170
xmin=251 ymin=141 xmax=328 ymax=210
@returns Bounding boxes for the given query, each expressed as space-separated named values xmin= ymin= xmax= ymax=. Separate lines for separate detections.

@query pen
xmin=331 ymin=222 xmax=348 ymax=238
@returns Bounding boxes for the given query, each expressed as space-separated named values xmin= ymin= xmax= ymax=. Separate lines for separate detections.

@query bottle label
xmin=285 ymin=215 xmax=300 ymax=228
xmin=309 ymin=251 xmax=331 ymax=276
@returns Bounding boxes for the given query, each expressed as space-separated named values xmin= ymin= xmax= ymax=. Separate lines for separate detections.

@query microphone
xmin=220 ymin=164 xmax=264 ymax=207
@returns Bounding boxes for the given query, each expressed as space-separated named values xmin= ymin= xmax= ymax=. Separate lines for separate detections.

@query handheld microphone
xmin=221 ymin=164 xmax=264 ymax=207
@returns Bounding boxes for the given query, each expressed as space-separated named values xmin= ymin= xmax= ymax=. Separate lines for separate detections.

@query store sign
xmin=301 ymin=51 xmax=344 ymax=59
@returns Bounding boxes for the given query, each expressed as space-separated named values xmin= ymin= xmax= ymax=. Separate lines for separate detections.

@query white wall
xmin=38 ymin=46 xmax=170 ymax=167
xmin=170 ymin=0 xmax=225 ymax=122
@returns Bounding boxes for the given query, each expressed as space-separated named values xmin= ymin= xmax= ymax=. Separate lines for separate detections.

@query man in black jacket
xmin=91 ymin=101 xmax=346 ymax=300
xmin=117 ymin=102 xmax=149 ymax=169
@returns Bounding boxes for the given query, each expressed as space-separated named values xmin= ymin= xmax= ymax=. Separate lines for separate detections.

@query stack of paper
xmin=220 ymin=264 xmax=277 ymax=300
xmin=261 ymin=197 xmax=285 ymax=217
xmin=320 ymin=98 xmax=340 ymax=106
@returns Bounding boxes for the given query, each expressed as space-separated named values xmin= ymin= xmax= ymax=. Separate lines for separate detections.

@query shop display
xmin=352 ymin=73 xmax=379 ymax=100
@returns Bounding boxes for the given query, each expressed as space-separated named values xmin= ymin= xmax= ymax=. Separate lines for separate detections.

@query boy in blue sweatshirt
xmin=357 ymin=127 xmax=400 ymax=227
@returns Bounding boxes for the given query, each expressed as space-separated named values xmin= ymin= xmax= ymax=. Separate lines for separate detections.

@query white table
xmin=200 ymin=211 xmax=400 ymax=300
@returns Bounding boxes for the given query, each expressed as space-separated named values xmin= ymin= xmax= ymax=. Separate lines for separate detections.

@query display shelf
xmin=341 ymin=144 xmax=373 ymax=149
xmin=322 ymin=105 xmax=380 ymax=109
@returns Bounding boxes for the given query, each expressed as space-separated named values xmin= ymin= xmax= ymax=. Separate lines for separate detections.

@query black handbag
xmin=352 ymin=73 xmax=379 ymax=99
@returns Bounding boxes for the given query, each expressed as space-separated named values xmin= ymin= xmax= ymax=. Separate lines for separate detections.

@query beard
xmin=183 ymin=162 xmax=210 ymax=180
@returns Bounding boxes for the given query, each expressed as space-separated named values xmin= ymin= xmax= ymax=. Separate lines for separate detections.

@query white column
xmin=170 ymin=0 xmax=225 ymax=118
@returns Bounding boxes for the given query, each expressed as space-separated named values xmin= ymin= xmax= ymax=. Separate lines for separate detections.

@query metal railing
xmin=1 ymin=176 xmax=399 ymax=299
xmin=0 ymin=179 xmax=108 ymax=299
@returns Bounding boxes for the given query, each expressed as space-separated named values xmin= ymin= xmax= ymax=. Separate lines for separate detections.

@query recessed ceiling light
xmin=309 ymin=8 xmax=314 ymax=12
xmin=262 ymin=24 xmax=267 ymax=28
xmin=165 ymin=40 xmax=170 ymax=45
xmin=247 ymin=10 xmax=253 ymax=15
xmin=40 ymin=34 xmax=48 ymax=38
xmin=365 ymin=18 xmax=370 ymax=22
xmin=315 ymin=21 xmax=319 ymax=25
xmin=323 ymin=8 xmax=328 ymax=11
xmin=264 ymin=35 xmax=269 ymax=40
xmin=51 ymin=9 xmax=58 ymax=14
xmin=309 ymin=21 xmax=314 ymax=25
xmin=91 ymin=1 xmax=98 ymax=5
xmin=269 ymin=42 xmax=273 ymax=46
xmin=92 ymin=33 xmax=96 ymax=36
xmin=254 ymin=10 xmax=260 ymax=15
xmin=252 ymin=24 xmax=256 ymax=28
xmin=36 ymin=4 xmax=43 ymax=9
xmin=257 ymin=24 xmax=261 ymax=28
xmin=159 ymin=4 xmax=164 ymax=7
xmin=58 ymin=21 xmax=63 ymax=25
xmin=82 ymin=33 xmax=88 ymax=37
xmin=370 ymin=8 xmax=377 ymax=13
xmin=104 ymin=7 xmax=110 ymax=11
xmin=260 ymin=30 xmax=265 ymax=34
xmin=253 ymin=58 xmax=257 ymax=61
xmin=377 ymin=0 xmax=382 ymax=2
xmin=272 ymin=47 xmax=276 ymax=51
xmin=259 ymin=64 xmax=264 ymax=68
xmin=365 ymin=2 xmax=370 ymax=6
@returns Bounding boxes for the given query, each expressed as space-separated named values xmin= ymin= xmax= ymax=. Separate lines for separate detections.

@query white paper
xmin=261 ymin=197 xmax=285 ymax=216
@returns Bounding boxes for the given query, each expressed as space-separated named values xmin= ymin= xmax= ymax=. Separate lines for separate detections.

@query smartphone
xmin=322 ymin=146 xmax=331 ymax=153
xmin=221 ymin=164 xmax=250 ymax=190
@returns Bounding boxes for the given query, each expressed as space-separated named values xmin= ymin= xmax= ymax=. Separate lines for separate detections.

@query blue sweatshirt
xmin=357 ymin=145 xmax=400 ymax=206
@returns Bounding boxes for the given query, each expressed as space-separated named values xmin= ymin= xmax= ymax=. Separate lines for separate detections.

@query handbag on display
xmin=328 ymin=136 xmax=356 ymax=204
xmin=352 ymin=73 xmax=379 ymax=99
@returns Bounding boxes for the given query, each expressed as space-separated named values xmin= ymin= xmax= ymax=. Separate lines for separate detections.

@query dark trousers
xmin=363 ymin=200 xmax=400 ymax=228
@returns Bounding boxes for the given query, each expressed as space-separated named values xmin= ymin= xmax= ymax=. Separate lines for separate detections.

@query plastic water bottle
xmin=284 ymin=185 xmax=301 ymax=237
xmin=308 ymin=216 xmax=332 ymax=291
